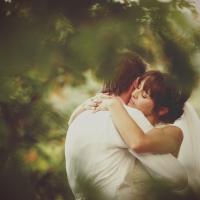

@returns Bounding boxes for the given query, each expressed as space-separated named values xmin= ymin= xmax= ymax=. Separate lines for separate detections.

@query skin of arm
xmin=105 ymin=98 xmax=183 ymax=156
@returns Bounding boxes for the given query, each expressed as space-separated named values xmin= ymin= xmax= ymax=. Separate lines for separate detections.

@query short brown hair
xmin=137 ymin=71 xmax=188 ymax=123
xmin=101 ymin=51 xmax=147 ymax=95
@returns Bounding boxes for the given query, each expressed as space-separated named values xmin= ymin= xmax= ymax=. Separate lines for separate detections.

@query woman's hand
xmin=81 ymin=93 xmax=116 ymax=112
xmin=80 ymin=94 xmax=103 ymax=111
xmin=68 ymin=93 xmax=121 ymax=125
xmin=68 ymin=95 xmax=103 ymax=125
xmin=92 ymin=94 xmax=123 ymax=112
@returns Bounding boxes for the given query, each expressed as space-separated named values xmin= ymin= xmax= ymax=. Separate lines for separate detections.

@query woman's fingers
xmin=83 ymin=93 xmax=115 ymax=112
xmin=83 ymin=101 xmax=96 ymax=110
xmin=82 ymin=97 xmax=102 ymax=110
xmin=92 ymin=104 xmax=107 ymax=112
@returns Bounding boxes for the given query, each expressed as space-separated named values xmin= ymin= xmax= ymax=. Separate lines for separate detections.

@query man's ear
xmin=158 ymin=107 xmax=169 ymax=116
xmin=128 ymin=78 xmax=139 ymax=95
xmin=133 ymin=78 xmax=139 ymax=89
xmin=122 ymin=77 xmax=140 ymax=104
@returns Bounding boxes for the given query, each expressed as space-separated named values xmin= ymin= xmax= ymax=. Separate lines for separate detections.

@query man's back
xmin=65 ymin=107 xmax=188 ymax=199
xmin=66 ymin=110 xmax=137 ymax=199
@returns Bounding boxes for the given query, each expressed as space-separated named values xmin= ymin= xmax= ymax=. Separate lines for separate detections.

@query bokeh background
xmin=0 ymin=0 xmax=200 ymax=200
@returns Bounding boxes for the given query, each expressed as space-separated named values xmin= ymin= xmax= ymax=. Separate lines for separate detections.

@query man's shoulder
xmin=77 ymin=110 xmax=109 ymax=118
xmin=70 ymin=110 xmax=110 ymax=128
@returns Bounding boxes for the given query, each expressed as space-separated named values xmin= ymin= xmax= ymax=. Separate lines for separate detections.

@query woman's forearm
xmin=108 ymin=100 xmax=146 ymax=151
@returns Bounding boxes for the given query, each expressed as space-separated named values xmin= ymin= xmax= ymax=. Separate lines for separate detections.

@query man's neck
xmin=119 ymin=81 xmax=135 ymax=105
xmin=119 ymin=92 xmax=131 ymax=104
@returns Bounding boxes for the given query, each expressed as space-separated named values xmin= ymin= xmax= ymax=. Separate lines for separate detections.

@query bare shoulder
xmin=162 ymin=125 xmax=183 ymax=145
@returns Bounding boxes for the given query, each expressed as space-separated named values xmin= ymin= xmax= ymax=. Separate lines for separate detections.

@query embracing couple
xmin=65 ymin=51 xmax=200 ymax=200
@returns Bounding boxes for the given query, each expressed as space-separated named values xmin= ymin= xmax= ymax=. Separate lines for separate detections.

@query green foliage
xmin=0 ymin=0 xmax=200 ymax=199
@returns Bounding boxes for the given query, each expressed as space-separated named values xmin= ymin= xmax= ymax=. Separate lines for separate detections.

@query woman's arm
xmin=100 ymin=97 xmax=183 ymax=156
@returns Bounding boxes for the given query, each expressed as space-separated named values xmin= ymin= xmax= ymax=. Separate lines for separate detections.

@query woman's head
xmin=128 ymin=70 xmax=188 ymax=124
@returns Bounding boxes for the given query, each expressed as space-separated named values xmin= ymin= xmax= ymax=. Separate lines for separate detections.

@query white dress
xmin=65 ymin=106 xmax=188 ymax=200
xmin=174 ymin=102 xmax=200 ymax=195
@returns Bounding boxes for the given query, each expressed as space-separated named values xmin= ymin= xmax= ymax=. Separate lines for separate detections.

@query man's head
xmin=101 ymin=51 xmax=147 ymax=103
xmin=128 ymin=70 xmax=188 ymax=124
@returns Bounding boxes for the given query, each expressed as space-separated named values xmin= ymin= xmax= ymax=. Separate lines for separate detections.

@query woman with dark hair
xmin=93 ymin=70 xmax=187 ymax=157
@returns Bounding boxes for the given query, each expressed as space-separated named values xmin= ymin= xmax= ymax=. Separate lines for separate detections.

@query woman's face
xmin=128 ymin=79 xmax=155 ymax=117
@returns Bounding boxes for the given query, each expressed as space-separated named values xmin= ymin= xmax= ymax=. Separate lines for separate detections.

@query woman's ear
xmin=158 ymin=107 xmax=169 ymax=117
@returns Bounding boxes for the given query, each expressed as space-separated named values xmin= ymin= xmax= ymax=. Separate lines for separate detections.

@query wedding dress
xmin=175 ymin=102 xmax=200 ymax=194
